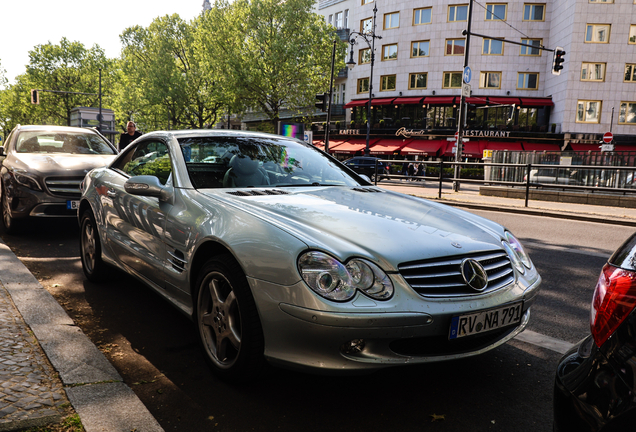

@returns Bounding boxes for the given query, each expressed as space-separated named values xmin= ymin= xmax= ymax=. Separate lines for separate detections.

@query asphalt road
xmin=1 ymin=211 xmax=633 ymax=432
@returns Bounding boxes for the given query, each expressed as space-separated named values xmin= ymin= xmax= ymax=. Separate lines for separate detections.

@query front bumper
xmin=251 ymin=276 xmax=540 ymax=373
xmin=4 ymin=183 xmax=78 ymax=218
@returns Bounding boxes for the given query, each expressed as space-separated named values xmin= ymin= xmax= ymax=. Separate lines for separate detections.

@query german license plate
xmin=449 ymin=302 xmax=523 ymax=340
xmin=66 ymin=200 xmax=79 ymax=210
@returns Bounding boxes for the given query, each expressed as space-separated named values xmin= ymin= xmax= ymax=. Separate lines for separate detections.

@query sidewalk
xmin=0 ymin=183 xmax=633 ymax=432
xmin=0 ymin=239 xmax=163 ymax=432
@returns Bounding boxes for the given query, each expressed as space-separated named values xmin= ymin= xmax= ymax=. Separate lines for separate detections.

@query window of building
xmin=414 ymin=7 xmax=432 ymax=25
xmin=589 ymin=0 xmax=612 ymax=3
xmin=523 ymin=4 xmax=545 ymax=21
xmin=382 ymin=44 xmax=398 ymax=60
xmin=341 ymin=84 xmax=346 ymax=104
xmin=576 ymin=100 xmax=602 ymax=123
xmin=359 ymin=48 xmax=371 ymax=64
xmin=409 ymin=73 xmax=428 ymax=89
xmin=448 ymin=5 xmax=468 ymax=22
xmin=344 ymin=10 xmax=349 ymax=29
xmin=517 ymin=72 xmax=539 ymax=90
xmin=581 ymin=63 xmax=606 ymax=81
xmin=411 ymin=41 xmax=430 ymax=57
xmin=619 ymin=102 xmax=636 ymax=124
xmin=328 ymin=15 xmax=333 ymax=26
xmin=362 ymin=0 xmax=373 ymax=5
xmin=384 ymin=12 xmax=399 ymax=29
xmin=520 ymin=38 xmax=542 ymax=56
xmin=485 ymin=3 xmax=507 ymax=21
xmin=630 ymin=25 xmax=636 ymax=44
xmin=335 ymin=12 xmax=343 ymax=29
xmin=361 ymin=18 xmax=372 ymax=33
xmin=626 ymin=64 xmax=636 ymax=82
xmin=480 ymin=72 xmax=502 ymax=89
xmin=446 ymin=38 xmax=466 ymax=55
xmin=357 ymin=78 xmax=369 ymax=94
xmin=380 ymin=75 xmax=396 ymax=91
xmin=483 ymin=39 xmax=504 ymax=55
xmin=585 ymin=24 xmax=611 ymax=43
xmin=443 ymin=72 xmax=463 ymax=88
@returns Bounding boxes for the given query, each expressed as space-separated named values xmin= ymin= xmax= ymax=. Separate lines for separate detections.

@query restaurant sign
xmin=396 ymin=127 xmax=512 ymax=138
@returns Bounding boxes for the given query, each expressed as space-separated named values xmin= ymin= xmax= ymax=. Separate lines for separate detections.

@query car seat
xmin=223 ymin=155 xmax=270 ymax=188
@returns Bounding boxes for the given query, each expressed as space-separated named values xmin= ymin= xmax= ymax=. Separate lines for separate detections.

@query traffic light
xmin=552 ymin=47 xmax=566 ymax=75
xmin=315 ymin=92 xmax=329 ymax=112
xmin=30 ymin=89 xmax=39 ymax=104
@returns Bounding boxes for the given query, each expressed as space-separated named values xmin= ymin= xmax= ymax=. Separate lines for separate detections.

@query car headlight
xmin=503 ymin=232 xmax=533 ymax=273
xmin=12 ymin=171 xmax=42 ymax=191
xmin=298 ymin=251 xmax=394 ymax=301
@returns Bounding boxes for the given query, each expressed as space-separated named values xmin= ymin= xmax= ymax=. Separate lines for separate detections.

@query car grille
xmin=398 ymin=250 xmax=514 ymax=297
xmin=44 ymin=176 xmax=84 ymax=198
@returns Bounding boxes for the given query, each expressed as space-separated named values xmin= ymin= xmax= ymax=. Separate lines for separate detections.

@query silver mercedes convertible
xmin=78 ymin=129 xmax=541 ymax=381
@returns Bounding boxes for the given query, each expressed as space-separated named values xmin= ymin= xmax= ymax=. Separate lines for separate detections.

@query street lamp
xmin=346 ymin=5 xmax=382 ymax=156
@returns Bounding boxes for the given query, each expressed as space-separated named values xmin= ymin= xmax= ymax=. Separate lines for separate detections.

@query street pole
xmin=365 ymin=4 xmax=378 ymax=156
xmin=98 ymin=68 xmax=103 ymax=133
xmin=454 ymin=0 xmax=473 ymax=192
xmin=325 ymin=39 xmax=336 ymax=153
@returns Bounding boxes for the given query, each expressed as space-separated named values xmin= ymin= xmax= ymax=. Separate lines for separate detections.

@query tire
xmin=79 ymin=209 xmax=107 ymax=282
xmin=195 ymin=255 xmax=265 ymax=382
xmin=1 ymin=185 xmax=21 ymax=234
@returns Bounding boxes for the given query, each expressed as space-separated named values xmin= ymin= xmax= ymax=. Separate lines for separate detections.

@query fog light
xmin=341 ymin=339 xmax=365 ymax=354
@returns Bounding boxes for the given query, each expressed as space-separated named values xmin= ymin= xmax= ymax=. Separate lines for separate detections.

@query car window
xmin=113 ymin=140 xmax=173 ymax=185
xmin=178 ymin=136 xmax=361 ymax=189
xmin=15 ymin=131 xmax=115 ymax=155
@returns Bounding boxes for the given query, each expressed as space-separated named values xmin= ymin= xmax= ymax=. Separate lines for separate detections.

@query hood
xmin=12 ymin=153 xmax=117 ymax=175
xmin=204 ymin=187 xmax=507 ymax=269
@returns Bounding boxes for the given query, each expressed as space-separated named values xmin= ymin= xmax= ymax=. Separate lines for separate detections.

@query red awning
xmin=522 ymin=142 xmax=562 ymax=152
xmin=519 ymin=98 xmax=554 ymax=107
xmin=331 ymin=138 xmax=380 ymax=154
xmin=570 ymin=143 xmax=601 ymax=152
xmin=392 ymin=97 xmax=425 ymax=105
xmin=343 ymin=99 xmax=369 ymax=109
xmin=400 ymin=139 xmax=446 ymax=156
xmin=465 ymin=97 xmax=488 ymax=105
xmin=614 ymin=145 xmax=636 ymax=152
xmin=443 ymin=140 xmax=483 ymax=158
xmin=423 ymin=96 xmax=459 ymax=105
xmin=369 ymin=139 xmax=411 ymax=155
xmin=488 ymin=97 xmax=521 ymax=106
xmin=312 ymin=140 xmax=325 ymax=151
xmin=370 ymin=98 xmax=395 ymax=106
xmin=480 ymin=141 xmax=523 ymax=152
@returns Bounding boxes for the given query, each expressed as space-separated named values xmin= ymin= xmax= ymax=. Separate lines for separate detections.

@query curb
xmin=0 ymin=239 xmax=164 ymax=432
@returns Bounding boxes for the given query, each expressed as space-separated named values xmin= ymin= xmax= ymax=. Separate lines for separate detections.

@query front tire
xmin=1 ymin=185 xmax=21 ymax=234
xmin=79 ymin=209 xmax=107 ymax=282
xmin=195 ymin=255 xmax=264 ymax=382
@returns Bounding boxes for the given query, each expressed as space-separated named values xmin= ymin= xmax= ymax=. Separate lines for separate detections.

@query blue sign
xmin=463 ymin=66 xmax=472 ymax=84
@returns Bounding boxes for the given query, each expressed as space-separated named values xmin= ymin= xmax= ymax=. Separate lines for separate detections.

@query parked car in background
xmin=79 ymin=129 xmax=541 ymax=382
xmin=0 ymin=125 xmax=118 ymax=233
xmin=342 ymin=156 xmax=390 ymax=181
xmin=554 ymin=232 xmax=636 ymax=431
xmin=524 ymin=167 xmax=580 ymax=185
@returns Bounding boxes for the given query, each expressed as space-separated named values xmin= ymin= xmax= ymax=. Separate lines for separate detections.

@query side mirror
xmin=124 ymin=175 xmax=165 ymax=198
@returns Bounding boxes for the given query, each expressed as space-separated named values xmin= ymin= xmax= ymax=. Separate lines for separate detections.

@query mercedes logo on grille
xmin=460 ymin=259 xmax=489 ymax=291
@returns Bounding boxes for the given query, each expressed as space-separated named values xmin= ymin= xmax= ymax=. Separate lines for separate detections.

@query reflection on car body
xmin=79 ymin=129 xmax=541 ymax=382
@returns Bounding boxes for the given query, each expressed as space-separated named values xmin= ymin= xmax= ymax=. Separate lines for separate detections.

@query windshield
xmin=178 ymin=135 xmax=362 ymax=188
xmin=16 ymin=131 xmax=116 ymax=155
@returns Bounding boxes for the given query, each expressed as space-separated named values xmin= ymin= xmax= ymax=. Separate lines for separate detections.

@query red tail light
xmin=590 ymin=264 xmax=636 ymax=347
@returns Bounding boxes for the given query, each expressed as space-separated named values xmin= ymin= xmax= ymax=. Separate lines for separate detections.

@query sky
xmin=0 ymin=0 xmax=204 ymax=85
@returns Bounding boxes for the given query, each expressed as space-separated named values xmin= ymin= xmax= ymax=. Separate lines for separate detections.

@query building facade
xmin=316 ymin=0 xmax=636 ymax=158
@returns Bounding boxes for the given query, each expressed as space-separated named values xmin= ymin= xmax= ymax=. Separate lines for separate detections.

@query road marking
xmin=522 ymin=241 xmax=610 ymax=259
xmin=515 ymin=329 xmax=575 ymax=355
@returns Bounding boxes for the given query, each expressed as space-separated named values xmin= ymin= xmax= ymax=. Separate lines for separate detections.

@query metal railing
xmin=369 ymin=158 xmax=636 ymax=207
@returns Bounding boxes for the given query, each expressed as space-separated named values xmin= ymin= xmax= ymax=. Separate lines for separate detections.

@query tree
xmin=25 ymin=38 xmax=113 ymax=126
xmin=196 ymin=0 xmax=344 ymax=129
xmin=118 ymin=14 xmax=225 ymax=131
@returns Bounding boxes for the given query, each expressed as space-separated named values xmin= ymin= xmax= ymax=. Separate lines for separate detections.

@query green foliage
xmin=196 ymin=0 xmax=345 ymax=128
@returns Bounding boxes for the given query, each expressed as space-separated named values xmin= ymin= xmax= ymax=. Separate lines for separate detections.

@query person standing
xmin=119 ymin=121 xmax=142 ymax=150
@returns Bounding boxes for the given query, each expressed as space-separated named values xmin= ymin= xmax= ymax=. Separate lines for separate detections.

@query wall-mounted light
xmin=506 ymin=91 xmax=511 ymax=95
xmin=432 ymin=90 xmax=436 ymax=95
